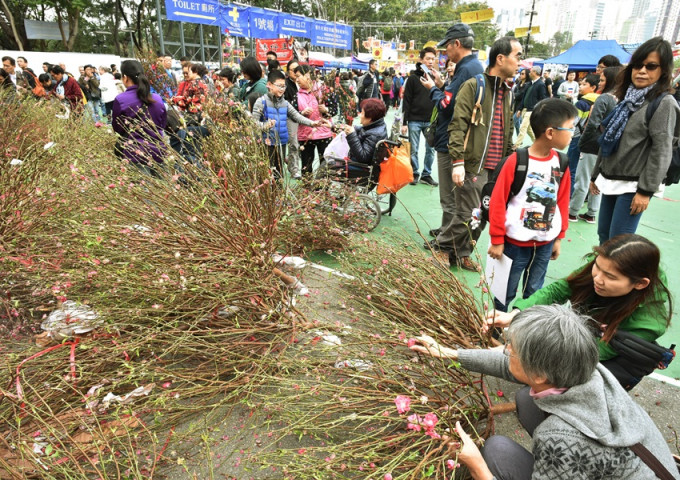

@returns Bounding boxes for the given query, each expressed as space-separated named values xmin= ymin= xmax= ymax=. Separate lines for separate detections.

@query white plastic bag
xmin=323 ymin=132 xmax=350 ymax=161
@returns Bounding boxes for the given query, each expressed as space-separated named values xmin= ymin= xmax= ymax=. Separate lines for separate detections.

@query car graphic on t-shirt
xmin=526 ymin=183 xmax=557 ymax=206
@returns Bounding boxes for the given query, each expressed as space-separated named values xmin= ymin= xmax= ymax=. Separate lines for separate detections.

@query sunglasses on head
xmin=631 ymin=62 xmax=660 ymax=71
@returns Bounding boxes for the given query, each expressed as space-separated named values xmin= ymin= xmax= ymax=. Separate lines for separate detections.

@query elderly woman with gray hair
xmin=410 ymin=304 xmax=679 ymax=480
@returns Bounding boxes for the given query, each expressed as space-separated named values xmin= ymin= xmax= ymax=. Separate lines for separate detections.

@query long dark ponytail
xmin=121 ymin=60 xmax=155 ymax=105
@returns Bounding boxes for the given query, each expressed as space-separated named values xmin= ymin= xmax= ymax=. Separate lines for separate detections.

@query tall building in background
xmin=495 ymin=7 xmax=526 ymax=37
xmin=654 ymin=0 xmax=680 ymax=44
xmin=488 ymin=0 xmax=673 ymax=46
xmin=619 ymin=0 xmax=662 ymax=43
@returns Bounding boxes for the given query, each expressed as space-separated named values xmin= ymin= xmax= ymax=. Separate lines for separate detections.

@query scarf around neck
xmin=598 ymin=83 xmax=655 ymax=157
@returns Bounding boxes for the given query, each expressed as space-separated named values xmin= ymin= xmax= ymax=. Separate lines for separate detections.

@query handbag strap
xmin=630 ymin=443 xmax=677 ymax=480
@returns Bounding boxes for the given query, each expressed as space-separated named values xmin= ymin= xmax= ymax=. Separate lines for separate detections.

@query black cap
xmin=437 ymin=23 xmax=475 ymax=48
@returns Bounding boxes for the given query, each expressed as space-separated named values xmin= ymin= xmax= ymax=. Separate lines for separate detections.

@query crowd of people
xmin=0 ymin=51 xmax=398 ymax=179
xmin=3 ymin=28 xmax=680 ymax=480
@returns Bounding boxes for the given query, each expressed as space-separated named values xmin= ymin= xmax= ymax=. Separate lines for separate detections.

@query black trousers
xmin=300 ymin=138 xmax=331 ymax=175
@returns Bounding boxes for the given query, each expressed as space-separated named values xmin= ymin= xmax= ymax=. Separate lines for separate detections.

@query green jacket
xmin=513 ymin=266 xmax=670 ymax=361
xmin=239 ymin=77 xmax=268 ymax=112
xmin=447 ymin=70 xmax=514 ymax=173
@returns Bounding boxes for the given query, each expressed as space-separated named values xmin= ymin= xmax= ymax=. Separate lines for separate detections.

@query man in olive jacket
xmin=442 ymin=36 xmax=520 ymax=271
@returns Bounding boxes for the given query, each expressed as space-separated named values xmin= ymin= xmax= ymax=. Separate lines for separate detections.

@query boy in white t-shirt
xmin=488 ymin=98 xmax=579 ymax=311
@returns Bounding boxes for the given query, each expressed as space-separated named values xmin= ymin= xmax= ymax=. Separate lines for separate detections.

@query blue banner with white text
xmin=164 ymin=0 xmax=353 ymax=49
xmin=248 ymin=8 xmax=279 ymax=39
xmin=278 ymin=13 xmax=312 ymax=38
xmin=311 ymin=20 xmax=353 ymax=50
xmin=164 ymin=0 xmax=220 ymax=25
xmin=219 ymin=3 xmax=250 ymax=37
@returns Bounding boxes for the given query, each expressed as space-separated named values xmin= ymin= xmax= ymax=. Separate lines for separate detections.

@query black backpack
xmin=355 ymin=73 xmax=369 ymax=99
xmin=479 ymin=148 xmax=569 ymax=222
xmin=645 ymin=92 xmax=680 ymax=185
xmin=382 ymin=75 xmax=393 ymax=92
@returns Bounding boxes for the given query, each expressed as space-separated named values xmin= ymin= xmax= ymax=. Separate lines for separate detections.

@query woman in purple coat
xmin=113 ymin=60 xmax=167 ymax=174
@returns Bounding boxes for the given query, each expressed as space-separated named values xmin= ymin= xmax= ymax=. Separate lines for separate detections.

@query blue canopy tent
xmin=533 ymin=40 xmax=631 ymax=71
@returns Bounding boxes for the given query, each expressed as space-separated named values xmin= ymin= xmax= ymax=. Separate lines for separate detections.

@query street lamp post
xmin=525 ymin=0 xmax=537 ymax=55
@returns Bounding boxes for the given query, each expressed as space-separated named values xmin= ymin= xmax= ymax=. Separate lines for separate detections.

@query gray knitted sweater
xmin=591 ymin=94 xmax=680 ymax=196
xmin=458 ymin=349 xmax=680 ymax=479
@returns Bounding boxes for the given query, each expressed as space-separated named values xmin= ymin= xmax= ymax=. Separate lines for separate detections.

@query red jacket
xmin=488 ymin=149 xmax=570 ymax=247
xmin=58 ymin=76 xmax=84 ymax=110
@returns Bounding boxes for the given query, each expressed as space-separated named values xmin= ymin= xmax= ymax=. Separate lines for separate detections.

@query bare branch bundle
xmin=241 ymin=241 xmax=493 ymax=479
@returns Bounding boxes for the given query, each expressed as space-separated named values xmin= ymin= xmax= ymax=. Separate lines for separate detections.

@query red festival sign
xmin=255 ymin=38 xmax=294 ymax=63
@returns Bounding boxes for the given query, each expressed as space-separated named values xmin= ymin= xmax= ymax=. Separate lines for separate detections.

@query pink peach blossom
xmin=394 ymin=395 xmax=411 ymax=414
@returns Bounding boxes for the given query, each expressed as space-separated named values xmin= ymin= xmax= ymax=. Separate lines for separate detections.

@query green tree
xmin=549 ymin=31 xmax=572 ymax=56
xmin=525 ymin=38 xmax=551 ymax=58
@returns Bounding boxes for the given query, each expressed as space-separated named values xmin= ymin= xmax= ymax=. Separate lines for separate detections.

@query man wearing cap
xmin=443 ymin=36 xmax=521 ymax=271
xmin=420 ymin=23 xmax=483 ymax=254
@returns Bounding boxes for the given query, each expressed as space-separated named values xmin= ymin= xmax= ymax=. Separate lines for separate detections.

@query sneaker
xmin=419 ymin=175 xmax=439 ymax=186
xmin=578 ymin=213 xmax=596 ymax=224
xmin=409 ymin=174 xmax=420 ymax=186
xmin=568 ymin=214 xmax=578 ymax=222
xmin=428 ymin=228 xmax=441 ymax=237
xmin=457 ymin=256 xmax=481 ymax=272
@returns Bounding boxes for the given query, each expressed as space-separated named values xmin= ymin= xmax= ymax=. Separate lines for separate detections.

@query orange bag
xmin=376 ymin=143 xmax=414 ymax=195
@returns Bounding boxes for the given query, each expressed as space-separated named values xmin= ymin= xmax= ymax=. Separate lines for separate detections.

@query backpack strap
xmin=463 ymin=74 xmax=486 ymax=152
xmin=645 ymin=92 xmax=669 ymax=125
xmin=509 ymin=147 xmax=529 ymax=197
xmin=470 ymin=74 xmax=486 ymax=125
xmin=557 ymin=151 xmax=569 ymax=174
xmin=630 ymin=443 xmax=677 ymax=480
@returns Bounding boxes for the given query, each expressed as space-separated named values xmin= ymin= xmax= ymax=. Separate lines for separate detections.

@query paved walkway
xmin=372 ymin=108 xmax=680 ymax=383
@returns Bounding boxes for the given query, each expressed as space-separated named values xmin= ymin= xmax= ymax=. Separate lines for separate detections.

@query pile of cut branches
xmin=0 ymin=92 xmax=493 ymax=479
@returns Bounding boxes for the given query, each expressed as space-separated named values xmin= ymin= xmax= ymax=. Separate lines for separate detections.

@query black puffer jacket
xmin=346 ymin=118 xmax=387 ymax=165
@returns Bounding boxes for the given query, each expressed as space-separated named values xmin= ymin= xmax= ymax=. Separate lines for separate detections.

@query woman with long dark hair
xmin=112 ymin=60 xmax=167 ymax=173
xmin=590 ymin=37 xmax=680 ymax=244
xmin=486 ymin=233 xmax=672 ymax=390
xmin=568 ymin=66 xmax=623 ymax=223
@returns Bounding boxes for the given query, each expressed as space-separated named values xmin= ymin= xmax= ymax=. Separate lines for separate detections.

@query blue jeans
xmin=567 ymin=136 xmax=580 ymax=197
xmin=568 ymin=152 xmax=600 ymax=217
xmin=169 ymin=126 xmax=210 ymax=164
xmin=597 ymin=192 xmax=643 ymax=245
xmin=408 ymin=121 xmax=435 ymax=178
xmin=513 ymin=111 xmax=522 ymax=135
xmin=494 ymin=241 xmax=554 ymax=312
